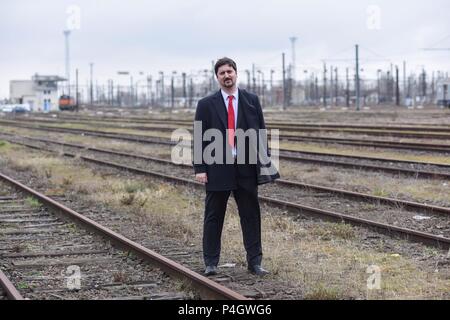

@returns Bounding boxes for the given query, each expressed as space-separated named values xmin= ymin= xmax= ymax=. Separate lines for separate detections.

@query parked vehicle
xmin=0 ymin=104 xmax=30 ymax=113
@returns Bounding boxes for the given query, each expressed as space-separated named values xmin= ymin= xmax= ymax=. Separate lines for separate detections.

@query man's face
xmin=217 ymin=64 xmax=237 ymax=89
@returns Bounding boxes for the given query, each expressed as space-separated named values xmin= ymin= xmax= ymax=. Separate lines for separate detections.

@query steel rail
xmin=2 ymin=129 xmax=450 ymax=180
xmin=3 ymin=135 xmax=449 ymax=216
xmin=0 ymin=269 xmax=24 ymax=300
xmin=0 ymin=172 xmax=248 ymax=300
xmin=41 ymin=114 xmax=450 ymax=132
xmin=2 ymin=120 xmax=450 ymax=153
xmin=12 ymin=117 xmax=450 ymax=139
xmin=4 ymin=141 xmax=449 ymax=251
xmin=25 ymin=137 xmax=450 ymax=216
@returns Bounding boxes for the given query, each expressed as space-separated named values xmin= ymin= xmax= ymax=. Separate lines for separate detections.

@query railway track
xmin=2 ymin=128 xmax=450 ymax=180
xmin=8 ymin=118 xmax=450 ymax=140
xmin=7 ymin=117 xmax=450 ymax=141
xmin=2 ymin=119 xmax=450 ymax=153
xmin=0 ymin=173 xmax=247 ymax=300
xmin=24 ymin=114 xmax=450 ymax=133
xmin=10 ymin=116 xmax=450 ymax=140
xmin=2 ymin=137 xmax=450 ymax=251
xmin=0 ymin=269 xmax=23 ymax=300
xmin=2 ymin=134 xmax=450 ymax=217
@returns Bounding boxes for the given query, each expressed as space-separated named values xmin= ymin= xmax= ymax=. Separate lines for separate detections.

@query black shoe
xmin=248 ymin=265 xmax=270 ymax=276
xmin=204 ymin=265 xmax=218 ymax=276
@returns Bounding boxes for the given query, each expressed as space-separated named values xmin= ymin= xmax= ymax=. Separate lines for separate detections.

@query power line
xmin=425 ymin=34 xmax=450 ymax=48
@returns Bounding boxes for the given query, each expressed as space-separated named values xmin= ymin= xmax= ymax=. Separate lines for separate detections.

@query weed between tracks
xmin=52 ymin=122 xmax=173 ymax=139
xmin=282 ymin=141 xmax=450 ymax=165
xmin=281 ymin=161 xmax=450 ymax=206
xmin=0 ymin=140 xmax=10 ymax=149
xmin=1 ymin=145 xmax=449 ymax=299
xmin=25 ymin=197 xmax=41 ymax=209
xmin=3 ymin=126 xmax=448 ymax=206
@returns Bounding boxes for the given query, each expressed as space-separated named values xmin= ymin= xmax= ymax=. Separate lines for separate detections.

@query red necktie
xmin=227 ymin=95 xmax=235 ymax=148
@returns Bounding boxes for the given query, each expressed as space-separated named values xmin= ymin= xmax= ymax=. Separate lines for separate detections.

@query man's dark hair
xmin=214 ymin=57 xmax=237 ymax=76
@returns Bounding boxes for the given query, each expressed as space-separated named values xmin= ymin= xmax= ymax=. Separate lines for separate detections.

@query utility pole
xmin=245 ymin=70 xmax=251 ymax=90
xmin=289 ymin=36 xmax=297 ymax=82
xmin=160 ymin=72 xmax=165 ymax=107
xmin=63 ymin=30 xmax=71 ymax=96
xmin=89 ymin=63 xmax=94 ymax=105
xmin=257 ymin=70 xmax=261 ymax=96
xmin=211 ymin=60 xmax=215 ymax=91
xmin=117 ymin=83 xmax=122 ymax=107
xmin=270 ymin=70 xmax=274 ymax=107
xmin=431 ymin=71 xmax=436 ymax=103
xmin=403 ymin=61 xmax=406 ymax=105
xmin=182 ymin=72 xmax=187 ymax=108
xmin=407 ymin=74 xmax=411 ymax=103
xmin=330 ymin=65 xmax=334 ymax=106
xmin=147 ymin=76 xmax=152 ymax=107
xmin=335 ymin=67 xmax=338 ymax=106
xmin=252 ymin=64 xmax=256 ymax=94
xmin=107 ymin=80 xmax=111 ymax=105
xmin=282 ymin=53 xmax=287 ymax=110
xmin=376 ymin=70 xmax=381 ymax=104
xmin=395 ymin=66 xmax=400 ymax=106
xmin=189 ymin=77 xmax=194 ymax=108
xmin=355 ymin=44 xmax=361 ymax=111
xmin=96 ymin=80 xmax=99 ymax=105
xmin=171 ymin=71 xmax=176 ymax=109
xmin=386 ymin=71 xmax=392 ymax=103
xmin=75 ymin=68 xmax=79 ymax=111
xmin=260 ymin=71 xmax=265 ymax=107
xmin=346 ymin=68 xmax=350 ymax=107
xmin=315 ymin=76 xmax=319 ymax=106
xmin=323 ymin=63 xmax=327 ymax=107
xmin=421 ymin=68 xmax=427 ymax=103
xmin=111 ymin=80 xmax=115 ymax=106
xmin=130 ymin=76 xmax=134 ymax=107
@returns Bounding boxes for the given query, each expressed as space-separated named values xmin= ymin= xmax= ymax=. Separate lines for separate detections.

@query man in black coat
xmin=193 ymin=57 xmax=279 ymax=276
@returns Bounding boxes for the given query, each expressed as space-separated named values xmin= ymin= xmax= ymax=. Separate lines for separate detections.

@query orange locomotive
xmin=58 ymin=95 xmax=77 ymax=111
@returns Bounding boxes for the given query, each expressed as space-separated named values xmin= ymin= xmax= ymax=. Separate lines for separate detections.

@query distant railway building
xmin=9 ymin=74 xmax=66 ymax=112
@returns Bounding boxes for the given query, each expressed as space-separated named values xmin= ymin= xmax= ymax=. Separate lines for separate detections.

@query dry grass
xmin=309 ymin=222 xmax=356 ymax=240
xmin=112 ymin=271 xmax=129 ymax=283
xmin=5 ymin=126 xmax=447 ymax=206
xmin=258 ymin=214 xmax=449 ymax=299
xmin=25 ymin=197 xmax=41 ymax=209
xmin=1 ymin=144 xmax=449 ymax=299
xmin=0 ymin=126 xmax=172 ymax=159
xmin=281 ymin=161 xmax=450 ymax=206
xmin=50 ymin=123 xmax=174 ymax=139
xmin=0 ymin=140 xmax=11 ymax=150
xmin=281 ymin=141 xmax=450 ymax=165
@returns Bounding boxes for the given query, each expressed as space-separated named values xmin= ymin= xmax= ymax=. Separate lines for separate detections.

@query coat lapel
xmin=212 ymin=90 xmax=227 ymax=130
xmin=213 ymin=89 xmax=257 ymax=130
xmin=238 ymin=89 xmax=257 ymax=129
xmin=236 ymin=89 xmax=244 ymax=129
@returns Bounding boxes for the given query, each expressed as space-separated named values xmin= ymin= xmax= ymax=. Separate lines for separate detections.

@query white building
xmin=10 ymin=74 xmax=65 ymax=112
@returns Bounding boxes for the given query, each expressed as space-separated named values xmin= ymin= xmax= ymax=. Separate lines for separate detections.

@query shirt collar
xmin=221 ymin=88 xmax=239 ymax=101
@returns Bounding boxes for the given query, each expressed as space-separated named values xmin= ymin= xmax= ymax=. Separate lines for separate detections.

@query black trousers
xmin=203 ymin=183 xmax=262 ymax=267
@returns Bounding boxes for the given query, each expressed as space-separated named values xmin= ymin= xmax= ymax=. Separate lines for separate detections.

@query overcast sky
xmin=1 ymin=0 xmax=449 ymax=99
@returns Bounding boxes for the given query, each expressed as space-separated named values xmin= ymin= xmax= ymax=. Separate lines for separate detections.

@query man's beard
xmin=223 ymin=79 xmax=234 ymax=88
